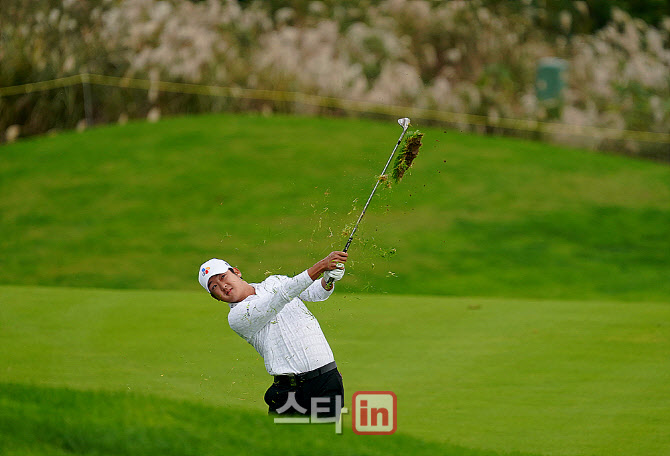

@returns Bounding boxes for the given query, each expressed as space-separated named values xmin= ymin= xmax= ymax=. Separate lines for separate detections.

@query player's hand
xmin=324 ymin=267 xmax=345 ymax=283
xmin=308 ymin=251 xmax=348 ymax=281
xmin=323 ymin=251 xmax=348 ymax=271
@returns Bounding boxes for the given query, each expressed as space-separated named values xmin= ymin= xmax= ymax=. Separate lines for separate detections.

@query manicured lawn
xmin=1 ymin=285 xmax=668 ymax=455
xmin=1 ymin=114 xmax=669 ymax=300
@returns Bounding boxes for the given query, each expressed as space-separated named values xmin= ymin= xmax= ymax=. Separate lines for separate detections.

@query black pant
xmin=265 ymin=368 xmax=344 ymax=418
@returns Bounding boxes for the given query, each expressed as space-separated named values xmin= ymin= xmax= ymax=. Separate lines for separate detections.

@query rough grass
xmin=2 ymin=381 xmax=519 ymax=456
xmin=1 ymin=382 xmax=513 ymax=456
xmin=0 ymin=113 xmax=669 ymax=301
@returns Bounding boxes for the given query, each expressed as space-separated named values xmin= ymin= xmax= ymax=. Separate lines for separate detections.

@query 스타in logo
xmin=352 ymin=391 xmax=397 ymax=435
xmin=201 ymin=267 xmax=210 ymax=276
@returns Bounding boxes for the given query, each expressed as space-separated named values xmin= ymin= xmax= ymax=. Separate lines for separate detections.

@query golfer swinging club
xmin=198 ymin=251 xmax=347 ymax=418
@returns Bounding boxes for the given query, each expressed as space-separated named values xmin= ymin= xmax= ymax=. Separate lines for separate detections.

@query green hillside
xmin=1 ymin=285 xmax=669 ymax=456
xmin=1 ymin=114 xmax=669 ymax=300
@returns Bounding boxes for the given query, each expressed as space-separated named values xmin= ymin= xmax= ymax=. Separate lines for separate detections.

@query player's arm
xmin=228 ymin=272 xmax=311 ymax=338
xmin=301 ymin=252 xmax=347 ymax=300
xmin=229 ymin=252 xmax=347 ymax=337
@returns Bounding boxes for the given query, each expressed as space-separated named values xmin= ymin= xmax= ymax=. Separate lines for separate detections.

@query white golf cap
xmin=198 ymin=258 xmax=232 ymax=292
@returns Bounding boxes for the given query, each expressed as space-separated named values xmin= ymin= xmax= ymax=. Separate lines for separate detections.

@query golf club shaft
xmin=327 ymin=122 xmax=410 ymax=285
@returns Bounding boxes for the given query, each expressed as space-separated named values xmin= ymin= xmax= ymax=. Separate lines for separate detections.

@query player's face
xmin=207 ymin=268 xmax=250 ymax=303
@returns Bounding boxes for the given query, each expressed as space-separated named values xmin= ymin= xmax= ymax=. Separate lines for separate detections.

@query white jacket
xmin=228 ymin=271 xmax=335 ymax=375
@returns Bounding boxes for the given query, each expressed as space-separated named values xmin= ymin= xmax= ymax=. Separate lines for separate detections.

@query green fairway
xmin=1 ymin=114 xmax=669 ymax=301
xmin=1 ymin=285 xmax=668 ymax=456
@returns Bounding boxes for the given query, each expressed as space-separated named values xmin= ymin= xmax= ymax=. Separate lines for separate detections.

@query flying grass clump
xmin=377 ymin=173 xmax=391 ymax=189
xmin=391 ymin=130 xmax=423 ymax=183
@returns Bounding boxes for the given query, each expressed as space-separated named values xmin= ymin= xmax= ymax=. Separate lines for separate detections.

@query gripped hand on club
xmin=323 ymin=252 xmax=347 ymax=286
xmin=323 ymin=251 xmax=347 ymax=271
xmin=308 ymin=251 xmax=347 ymax=283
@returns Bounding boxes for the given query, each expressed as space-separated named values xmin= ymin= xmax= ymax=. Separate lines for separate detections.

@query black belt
xmin=274 ymin=361 xmax=337 ymax=386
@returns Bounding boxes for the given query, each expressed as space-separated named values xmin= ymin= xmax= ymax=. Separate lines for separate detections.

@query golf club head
xmin=398 ymin=117 xmax=410 ymax=130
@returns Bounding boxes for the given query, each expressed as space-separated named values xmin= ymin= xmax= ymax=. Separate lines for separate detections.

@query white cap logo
xmin=198 ymin=258 xmax=232 ymax=292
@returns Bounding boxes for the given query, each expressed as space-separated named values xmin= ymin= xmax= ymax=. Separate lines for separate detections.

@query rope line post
xmin=81 ymin=73 xmax=94 ymax=127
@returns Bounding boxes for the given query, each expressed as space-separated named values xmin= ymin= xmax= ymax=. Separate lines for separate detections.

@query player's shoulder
xmin=227 ymin=302 xmax=253 ymax=340
xmin=256 ymin=274 xmax=290 ymax=291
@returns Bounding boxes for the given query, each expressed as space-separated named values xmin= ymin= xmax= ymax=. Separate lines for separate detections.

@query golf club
xmin=327 ymin=117 xmax=411 ymax=285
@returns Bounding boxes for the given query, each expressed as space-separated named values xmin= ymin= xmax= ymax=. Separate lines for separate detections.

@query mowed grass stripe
xmin=1 ymin=285 xmax=668 ymax=456
xmin=1 ymin=114 xmax=669 ymax=300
